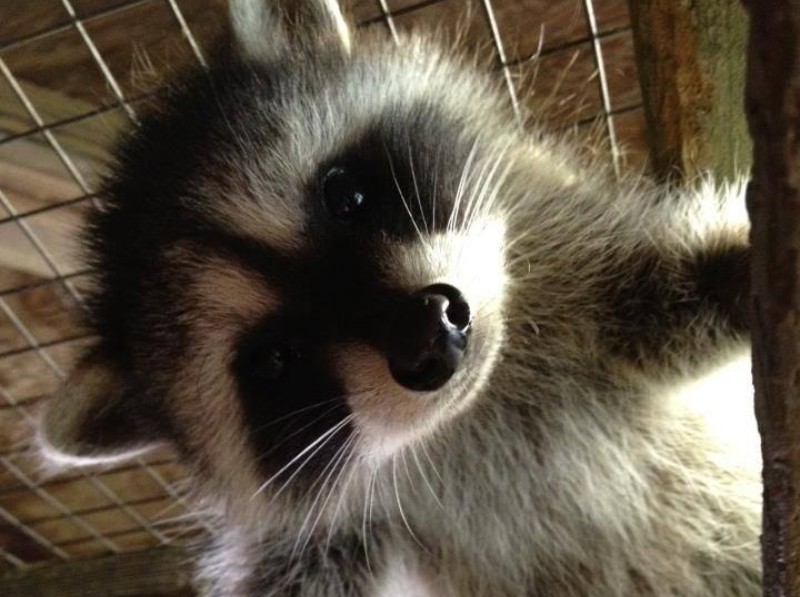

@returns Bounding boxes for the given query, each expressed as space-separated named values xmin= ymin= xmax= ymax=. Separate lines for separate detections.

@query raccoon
xmin=37 ymin=0 xmax=761 ymax=595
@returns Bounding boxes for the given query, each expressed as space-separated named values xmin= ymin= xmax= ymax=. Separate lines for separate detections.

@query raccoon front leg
xmin=601 ymin=191 xmax=750 ymax=373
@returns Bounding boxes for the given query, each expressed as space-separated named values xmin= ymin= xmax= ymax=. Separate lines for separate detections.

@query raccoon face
xmin=38 ymin=0 xmax=513 ymax=513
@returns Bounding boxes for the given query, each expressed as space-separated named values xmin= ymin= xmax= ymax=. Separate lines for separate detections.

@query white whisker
xmin=408 ymin=144 xmax=429 ymax=234
xmin=250 ymin=396 xmax=344 ymax=433
xmin=251 ymin=414 xmax=354 ymax=500
xmin=292 ymin=433 xmax=355 ymax=559
xmin=392 ymin=455 xmax=427 ymax=551
xmin=400 ymin=447 xmax=416 ymax=494
xmin=464 ymin=140 xmax=513 ymax=232
xmin=256 ymin=401 xmax=347 ymax=460
xmin=450 ymin=137 xmax=481 ymax=232
xmin=420 ymin=439 xmax=443 ymax=483
xmin=461 ymin=146 xmax=496 ymax=231
xmin=385 ymin=143 xmax=427 ymax=246
xmin=325 ymin=434 xmax=361 ymax=553
xmin=411 ymin=443 xmax=444 ymax=509
xmin=361 ymin=466 xmax=378 ymax=577
xmin=270 ymin=415 xmax=354 ymax=501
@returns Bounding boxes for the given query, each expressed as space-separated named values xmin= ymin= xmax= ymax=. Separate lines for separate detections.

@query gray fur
xmin=38 ymin=1 xmax=759 ymax=595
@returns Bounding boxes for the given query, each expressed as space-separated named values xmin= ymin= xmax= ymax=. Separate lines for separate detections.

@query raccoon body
xmin=37 ymin=1 xmax=760 ymax=596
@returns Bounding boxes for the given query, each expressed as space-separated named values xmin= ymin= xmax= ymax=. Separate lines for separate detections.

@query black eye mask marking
xmin=233 ymin=318 xmax=352 ymax=483
xmin=312 ymin=127 xmax=464 ymax=241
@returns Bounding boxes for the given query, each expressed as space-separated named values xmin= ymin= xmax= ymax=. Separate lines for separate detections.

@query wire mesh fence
xmin=0 ymin=0 xmax=646 ymax=574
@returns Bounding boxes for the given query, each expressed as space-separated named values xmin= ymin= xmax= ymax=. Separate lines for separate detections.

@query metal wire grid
xmin=0 ymin=0 xmax=645 ymax=574
xmin=0 ymin=0 xmax=217 ymax=570
xmin=354 ymin=1 xmax=640 ymax=164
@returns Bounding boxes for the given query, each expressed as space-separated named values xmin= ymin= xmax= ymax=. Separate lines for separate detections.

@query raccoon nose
xmin=387 ymin=284 xmax=472 ymax=392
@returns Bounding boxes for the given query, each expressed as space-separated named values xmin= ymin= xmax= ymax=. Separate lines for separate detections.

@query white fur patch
xmin=331 ymin=342 xmax=442 ymax=463
xmin=38 ymin=367 xmax=155 ymax=467
xmin=322 ymin=0 xmax=352 ymax=54
xmin=665 ymin=351 xmax=759 ymax=472
xmin=229 ymin=0 xmax=351 ymax=61
xmin=383 ymin=216 xmax=507 ymax=320
xmin=229 ymin=0 xmax=287 ymax=61
xmin=373 ymin=554 xmax=438 ymax=597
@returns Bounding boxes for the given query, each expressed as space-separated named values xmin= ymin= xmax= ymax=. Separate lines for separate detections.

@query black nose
xmin=387 ymin=283 xmax=472 ymax=392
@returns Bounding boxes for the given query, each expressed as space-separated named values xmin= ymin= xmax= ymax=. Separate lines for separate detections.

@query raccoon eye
xmin=322 ymin=167 xmax=366 ymax=220
xmin=250 ymin=344 xmax=298 ymax=382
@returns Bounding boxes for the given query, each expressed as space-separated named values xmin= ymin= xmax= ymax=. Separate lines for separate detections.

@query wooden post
xmin=742 ymin=2 xmax=800 ymax=595
xmin=628 ymin=0 xmax=751 ymax=182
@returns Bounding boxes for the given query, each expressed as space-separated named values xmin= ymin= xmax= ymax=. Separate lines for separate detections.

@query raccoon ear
xmin=229 ymin=0 xmax=352 ymax=61
xmin=38 ymin=351 xmax=166 ymax=466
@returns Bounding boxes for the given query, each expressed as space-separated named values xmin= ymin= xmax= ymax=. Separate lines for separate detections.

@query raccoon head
xmin=38 ymin=0 xmax=515 ymax=518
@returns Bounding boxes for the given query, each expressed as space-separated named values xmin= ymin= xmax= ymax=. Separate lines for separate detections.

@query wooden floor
xmin=0 ymin=0 xmax=647 ymax=593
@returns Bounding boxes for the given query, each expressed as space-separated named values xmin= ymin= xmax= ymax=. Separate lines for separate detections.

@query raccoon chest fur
xmin=37 ymin=0 xmax=762 ymax=595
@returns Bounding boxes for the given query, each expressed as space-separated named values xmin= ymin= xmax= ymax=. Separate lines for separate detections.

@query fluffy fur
xmin=37 ymin=1 xmax=760 ymax=595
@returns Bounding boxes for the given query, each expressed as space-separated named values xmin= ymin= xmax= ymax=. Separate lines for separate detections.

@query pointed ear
xmin=229 ymin=0 xmax=352 ymax=61
xmin=38 ymin=351 xmax=167 ymax=467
